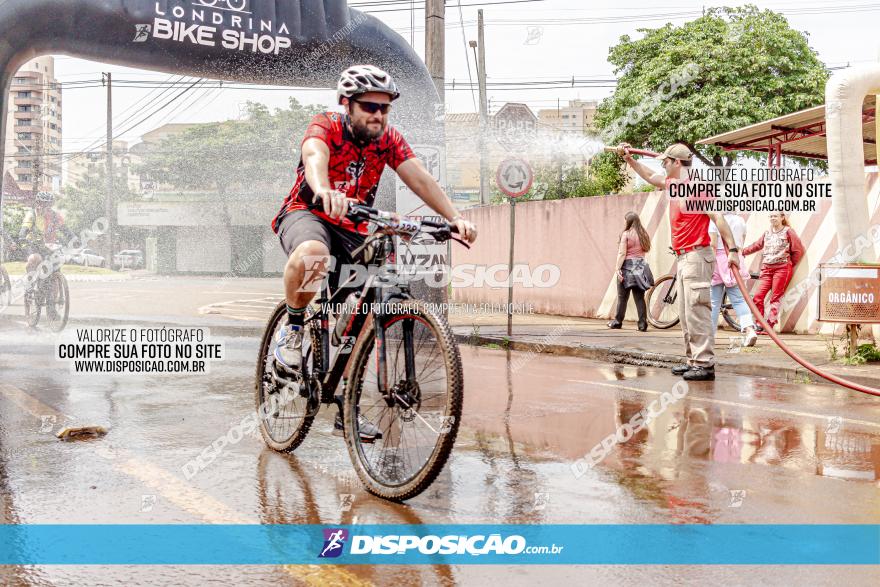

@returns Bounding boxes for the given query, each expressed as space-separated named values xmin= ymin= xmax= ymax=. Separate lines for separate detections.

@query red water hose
xmin=606 ymin=145 xmax=880 ymax=396
xmin=729 ymin=267 xmax=880 ymax=396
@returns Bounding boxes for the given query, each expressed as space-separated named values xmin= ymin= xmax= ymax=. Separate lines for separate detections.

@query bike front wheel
xmin=0 ymin=266 xmax=11 ymax=314
xmin=344 ymin=300 xmax=463 ymax=501
xmin=43 ymin=272 xmax=70 ymax=332
xmin=254 ymin=302 xmax=321 ymax=453
xmin=645 ymin=274 xmax=680 ymax=329
xmin=24 ymin=287 xmax=40 ymax=328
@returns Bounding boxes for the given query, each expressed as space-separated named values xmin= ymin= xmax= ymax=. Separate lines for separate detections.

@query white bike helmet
xmin=337 ymin=65 xmax=400 ymax=104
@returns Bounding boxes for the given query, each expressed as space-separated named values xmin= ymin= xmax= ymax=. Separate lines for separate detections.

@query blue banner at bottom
xmin=0 ymin=524 xmax=877 ymax=565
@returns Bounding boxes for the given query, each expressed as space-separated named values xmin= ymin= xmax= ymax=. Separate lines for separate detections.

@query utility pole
xmin=425 ymin=0 xmax=445 ymax=101
xmin=473 ymin=9 xmax=489 ymax=205
xmin=103 ymin=72 xmax=113 ymax=265
xmin=32 ymin=126 xmax=43 ymax=196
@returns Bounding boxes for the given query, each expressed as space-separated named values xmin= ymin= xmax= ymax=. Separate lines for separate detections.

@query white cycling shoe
xmin=273 ymin=324 xmax=303 ymax=373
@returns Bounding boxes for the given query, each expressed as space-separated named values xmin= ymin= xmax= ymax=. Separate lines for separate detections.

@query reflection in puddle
xmin=464 ymin=350 xmax=879 ymax=524
xmin=615 ymin=395 xmax=880 ymax=484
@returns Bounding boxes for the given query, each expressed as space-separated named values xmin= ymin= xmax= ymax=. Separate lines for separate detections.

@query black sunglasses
xmin=351 ymin=98 xmax=391 ymax=115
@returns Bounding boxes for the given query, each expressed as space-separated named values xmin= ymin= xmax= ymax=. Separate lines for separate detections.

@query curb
xmin=454 ymin=333 xmax=880 ymax=390
xmin=17 ymin=316 xmax=877 ymax=390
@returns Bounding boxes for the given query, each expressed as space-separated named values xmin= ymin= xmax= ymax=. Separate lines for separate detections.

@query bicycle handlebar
xmin=306 ymin=199 xmax=460 ymax=235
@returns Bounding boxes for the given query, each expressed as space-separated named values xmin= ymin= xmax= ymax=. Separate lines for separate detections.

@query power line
xmin=13 ymin=81 xmax=618 ymax=94
xmin=64 ymin=75 xmax=190 ymax=160
xmin=390 ymin=2 xmax=880 ymax=31
xmin=359 ymin=0 xmax=546 ymax=13
xmin=106 ymin=79 xmax=205 ymax=142
xmin=457 ymin=0 xmax=478 ymax=111
xmin=59 ymin=79 xmax=203 ymax=166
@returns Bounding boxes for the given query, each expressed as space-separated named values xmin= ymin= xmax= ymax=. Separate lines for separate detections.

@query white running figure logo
xmin=321 ymin=530 xmax=346 ymax=557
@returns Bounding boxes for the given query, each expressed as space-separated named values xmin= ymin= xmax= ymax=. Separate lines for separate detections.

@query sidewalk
xmin=446 ymin=309 xmax=880 ymax=389
xmin=5 ymin=271 xmax=874 ymax=389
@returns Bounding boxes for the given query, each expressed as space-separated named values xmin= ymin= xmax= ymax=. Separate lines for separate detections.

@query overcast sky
xmin=49 ymin=0 xmax=880 ymax=155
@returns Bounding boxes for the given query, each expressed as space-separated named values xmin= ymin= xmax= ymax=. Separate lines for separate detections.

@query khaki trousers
xmin=675 ymin=246 xmax=716 ymax=368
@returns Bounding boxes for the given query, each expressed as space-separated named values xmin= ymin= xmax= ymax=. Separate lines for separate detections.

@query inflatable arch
xmin=825 ymin=64 xmax=880 ymax=342
xmin=0 ymin=0 xmax=442 ymax=212
xmin=825 ymin=64 xmax=880 ymax=264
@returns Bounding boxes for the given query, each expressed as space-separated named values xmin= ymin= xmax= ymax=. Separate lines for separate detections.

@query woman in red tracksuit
xmin=742 ymin=212 xmax=805 ymax=332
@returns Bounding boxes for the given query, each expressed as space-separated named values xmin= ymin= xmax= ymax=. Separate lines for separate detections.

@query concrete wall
xmin=452 ymin=191 xmax=658 ymax=318
xmin=453 ymin=174 xmax=880 ymax=333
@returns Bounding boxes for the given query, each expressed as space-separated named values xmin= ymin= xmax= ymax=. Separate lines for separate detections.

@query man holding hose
xmin=616 ymin=143 xmax=742 ymax=381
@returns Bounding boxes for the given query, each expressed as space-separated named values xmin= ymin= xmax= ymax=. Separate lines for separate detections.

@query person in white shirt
xmin=708 ymin=213 xmax=757 ymax=347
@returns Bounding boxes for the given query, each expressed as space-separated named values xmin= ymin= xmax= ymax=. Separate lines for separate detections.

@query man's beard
xmin=350 ymin=118 xmax=384 ymax=143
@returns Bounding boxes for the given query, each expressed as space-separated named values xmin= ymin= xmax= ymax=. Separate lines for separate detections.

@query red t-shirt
xmin=271 ymin=112 xmax=416 ymax=235
xmin=667 ymin=178 xmax=710 ymax=250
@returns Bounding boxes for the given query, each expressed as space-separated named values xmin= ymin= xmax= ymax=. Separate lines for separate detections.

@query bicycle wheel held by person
xmin=645 ymin=248 xmax=682 ymax=329
xmin=645 ymin=274 xmax=680 ymax=329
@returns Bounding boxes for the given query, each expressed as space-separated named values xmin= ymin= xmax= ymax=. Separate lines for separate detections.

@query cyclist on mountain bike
xmin=19 ymin=192 xmax=73 ymax=275
xmin=270 ymin=64 xmax=477 ymax=438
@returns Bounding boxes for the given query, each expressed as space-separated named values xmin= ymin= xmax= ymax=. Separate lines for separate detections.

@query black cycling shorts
xmin=276 ymin=210 xmax=366 ymax=295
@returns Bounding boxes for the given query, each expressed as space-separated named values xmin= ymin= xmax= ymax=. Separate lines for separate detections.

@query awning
xmin=1 ymin=171 xmax=29 ymax=203
xmin=697 ymin=96 xmax=876 ymax=164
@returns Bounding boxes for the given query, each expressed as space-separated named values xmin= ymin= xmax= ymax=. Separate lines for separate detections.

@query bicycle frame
xmin=304 ymin=231 xmax=416 ymax=406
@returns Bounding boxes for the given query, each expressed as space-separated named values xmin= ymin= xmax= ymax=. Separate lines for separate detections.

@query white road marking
xmin=0 ymin=382 xmax=370 ymax=586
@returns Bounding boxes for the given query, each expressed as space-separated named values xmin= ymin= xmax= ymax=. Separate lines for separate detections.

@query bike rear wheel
xmin=255 ymin=302 xmax=321 ymax=453
xmin=344 ymin=299 xmax=463 ymax=501
xmin=646 ymin=274 xmax=680 ymax=329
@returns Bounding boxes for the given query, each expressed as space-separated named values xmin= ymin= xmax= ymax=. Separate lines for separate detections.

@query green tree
xmin=61 ymin=166 xmax=139 ymax=246
xmin=491 ymin=151 xmax=628 ymax=202
xmin=595 ymin=5 xmax=828 ymax=166
xmin=2 ymin=203 xmax=26 ymax=241
xmin=134 ymin=98 xmax=321 ymax=198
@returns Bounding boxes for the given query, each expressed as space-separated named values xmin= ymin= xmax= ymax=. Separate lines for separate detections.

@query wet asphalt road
xmin=0 ymin=327 xmax=879 ymax=586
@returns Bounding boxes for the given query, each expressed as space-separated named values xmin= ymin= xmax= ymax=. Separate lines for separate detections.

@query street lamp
xmin=469 ymin=38 xmax=489 ymax=205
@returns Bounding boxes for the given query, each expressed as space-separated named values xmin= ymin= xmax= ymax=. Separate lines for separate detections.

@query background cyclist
xmin=269 ymin=64 xmax=477 ymax=437
xmin=18 ymin=191 xmax=73 ymax=275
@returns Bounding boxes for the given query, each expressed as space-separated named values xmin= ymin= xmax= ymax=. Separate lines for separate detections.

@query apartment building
xmin=4 ymin=56 xmax=62 ymax=194
xmin=537 ymin=100 xmax=598 ymax=134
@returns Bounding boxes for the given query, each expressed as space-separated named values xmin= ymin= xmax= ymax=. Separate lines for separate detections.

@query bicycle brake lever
xmin=450 ymin=235 xmax=471 ymax=249
xmin=431 ymin=227 xmax=452 ymax=242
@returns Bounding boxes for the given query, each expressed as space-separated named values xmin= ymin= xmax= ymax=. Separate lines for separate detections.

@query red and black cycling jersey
xmin=271 ymin=111 xmax=416 ymax=235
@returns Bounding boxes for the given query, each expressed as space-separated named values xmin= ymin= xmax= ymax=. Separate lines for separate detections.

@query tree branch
xmin=682 ymin=142 xmax=715 ymax=167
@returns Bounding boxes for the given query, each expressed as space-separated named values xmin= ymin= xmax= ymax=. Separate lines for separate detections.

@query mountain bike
xmin=7 ymin=237 xmax=70 ymax=331
xmin=255 ymin=203 xmax=467 ymax=501
xmin=645 ymin=248 xmax=756 ymax=330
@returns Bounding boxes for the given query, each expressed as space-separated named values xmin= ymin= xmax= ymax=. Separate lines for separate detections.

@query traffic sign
xmin=495 ymin=158 xmax=533 ymax=198
xmin=492 ymin=102 xmax=537 ymax=153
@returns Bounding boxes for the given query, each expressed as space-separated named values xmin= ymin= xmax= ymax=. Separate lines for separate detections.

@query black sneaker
xmin=334 ymin=412 xmax=383 ymax=443
xmin=683 ymin=366 xmax=715 ymax=381
xmin=671 ymin=364 xmax=691 ymax=375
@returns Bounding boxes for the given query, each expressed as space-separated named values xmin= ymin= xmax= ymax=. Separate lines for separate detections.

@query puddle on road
xmin=462 ymin=347 xmax=880 ymax=492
